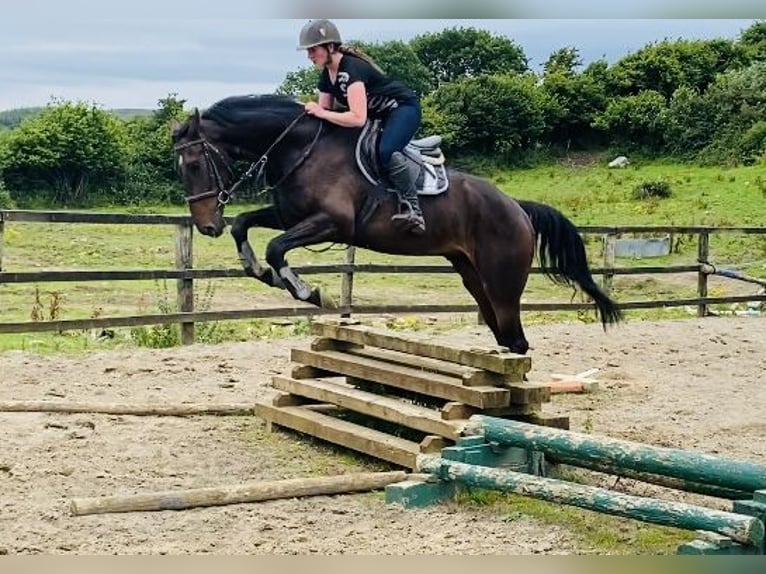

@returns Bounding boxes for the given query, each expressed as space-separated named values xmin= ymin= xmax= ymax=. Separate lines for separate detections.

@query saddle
xmin=354 ymin=119 xmax=450 ymax=196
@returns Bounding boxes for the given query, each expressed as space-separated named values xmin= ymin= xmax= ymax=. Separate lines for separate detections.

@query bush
xmin=593 ymin=90 xmax=668 ymax=152
xmin=0 ymin=178 xmax=14 ymax=208
xmin=632 ymin=179 xmax=673 ymax=200
xmin=428 ymin=74 xmax=552 ymax=158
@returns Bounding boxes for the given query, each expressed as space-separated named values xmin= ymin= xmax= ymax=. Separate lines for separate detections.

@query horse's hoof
xmin=306 ymin=288 xmax=323 ymax=308
xmin=307 ymin=288 xmax=338 ymax=309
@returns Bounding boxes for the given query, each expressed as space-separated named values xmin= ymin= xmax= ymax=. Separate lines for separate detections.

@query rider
xmin=297 ymin=19 xmax=426 ymax=235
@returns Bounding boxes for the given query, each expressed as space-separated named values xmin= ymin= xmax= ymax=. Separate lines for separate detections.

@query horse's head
xmin=171 ymin=109 xmax=230 ymax=238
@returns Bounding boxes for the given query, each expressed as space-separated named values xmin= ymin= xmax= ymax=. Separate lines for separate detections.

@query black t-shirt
xmin=317 ymin=54 xmax=418 ymax=117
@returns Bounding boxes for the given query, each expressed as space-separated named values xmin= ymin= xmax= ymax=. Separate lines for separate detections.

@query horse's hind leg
xmin=446 ymin=253 xmax=500 ymax=340
xmin=473 ymin=244 xmax=533 ymax=355
xmin=230 ymin=206 xmax=285 ymax=290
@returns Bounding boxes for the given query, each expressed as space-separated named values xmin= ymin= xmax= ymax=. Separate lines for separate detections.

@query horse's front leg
xmin=264 ymin=212 xmax=340 ymax=308
xmin=230 ymin=206 xmax=286 ymax=289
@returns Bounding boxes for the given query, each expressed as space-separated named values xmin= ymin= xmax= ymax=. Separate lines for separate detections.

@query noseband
xmin=173 ymin=111 xmax=323 ymax=212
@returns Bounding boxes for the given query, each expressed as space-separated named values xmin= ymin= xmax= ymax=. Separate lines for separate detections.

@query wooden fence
xmin=1 ymin=209 xmax=765 ymax=344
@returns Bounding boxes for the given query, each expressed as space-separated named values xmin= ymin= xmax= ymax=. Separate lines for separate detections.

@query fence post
xmin=697 ymin=231 xmax=710 ymax=318
xmin=603 ymin=233 xmax=616 ymax=294
xmin=340 ymin=245 xmax=355 ymax=318
xmin=175 ymin=223 xmax=194 ymax=344
xmin=0 ymin=215 xmax=5 ymax=272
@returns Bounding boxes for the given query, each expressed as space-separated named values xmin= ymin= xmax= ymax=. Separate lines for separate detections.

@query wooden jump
xmin=255 ymin=319 xmax=568 ymax=471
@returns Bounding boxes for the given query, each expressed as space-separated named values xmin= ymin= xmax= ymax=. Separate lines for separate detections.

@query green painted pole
xmin=550 ymin=455 xmax=752 ymax=501
xmin=467 ymin=415 xmax=766 ymax=494
xmin=418 ymin=456 xmax=765 ymax=547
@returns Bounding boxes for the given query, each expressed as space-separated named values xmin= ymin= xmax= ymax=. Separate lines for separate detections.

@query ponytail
xmin=337 ymin=44 xmax=385 ymax=74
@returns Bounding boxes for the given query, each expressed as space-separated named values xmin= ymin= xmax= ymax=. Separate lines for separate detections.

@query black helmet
xmin=297 ymin=19 xmax=342 ymax=50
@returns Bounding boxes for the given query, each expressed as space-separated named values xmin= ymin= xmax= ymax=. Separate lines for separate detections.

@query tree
xmin=352 ymin=40 xmax=432 ymax=97
xmin=122 ymin=93 xmax=188 ymax=204
xmin=410 ymin=26 xmax=528 ymax=89
xmin=427 ymin=74 xmax=551 ymax=156
xmin=739 ymin=20 xmax=766 ymax=61
xmin=277 ymin=40 xmax=432 ymax=100
xmin=693 ymin=61 xmax=766 ymax=164
xmin=608 ymin=38 xmax=746 ymax=99
xmin=544 ymin=47 xmax=583 ymax=77
xmin=2 ymin=100 xmax=129 ymax=205
xmin=276 ymin=67 xmax=320 ymax=100
xmin=593 ymin=90 xmax=669 ymax=151
xmin=543 ymin=69 xmax=608 ymax=148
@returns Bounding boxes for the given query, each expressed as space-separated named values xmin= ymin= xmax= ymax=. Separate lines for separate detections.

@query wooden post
xmin=70 ymin=471 xmax=409 ymax=516
xmin=698 ymin=231 xmax=710 ymax=318
xmin=603 ymin=233 xmax=616 ymax=294
xmin=175 ymin=223 xmax=194 ymax=345
xmin=0 ymin=216 xmax=5 ymax=272
xmin=340 ymin=245 xmax=355 ymax=318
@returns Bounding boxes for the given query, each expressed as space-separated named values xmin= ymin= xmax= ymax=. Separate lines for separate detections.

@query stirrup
xmin=392 ymin=200 xmax=426 ymax=234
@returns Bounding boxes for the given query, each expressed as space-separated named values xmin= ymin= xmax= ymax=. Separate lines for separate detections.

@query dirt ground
xmin=1 ymin=315 xmax=764 ymax=555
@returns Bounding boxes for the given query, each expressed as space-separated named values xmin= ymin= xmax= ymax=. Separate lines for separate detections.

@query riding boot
xmin=386 ymin=151 xmax=426 ymax=235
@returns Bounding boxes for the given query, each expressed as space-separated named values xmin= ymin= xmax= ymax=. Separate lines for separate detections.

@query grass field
xmin=1 ymin=157 xmax=765 ymax=352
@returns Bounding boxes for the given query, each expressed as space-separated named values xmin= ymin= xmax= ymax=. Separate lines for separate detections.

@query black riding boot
xmin=387 ymin=151 xmax=426 ymax=235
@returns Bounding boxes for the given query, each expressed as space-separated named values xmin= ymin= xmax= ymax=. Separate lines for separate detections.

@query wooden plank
xmin=0 ymin=400 xmax=257 ymax=416
xmin=440 ymin=402 xmax=542 ymax=420
xmin=310 ymin=321 xmax=530 ymax=375
xmin=310 ymin=338 xmax=362 ymax=352
xmin=420 ymin=436 xmax=448 ymax=453
xmin=254 ymin=403 xmax=421 ymax=469
xmin=517 ymin=413 xmax=571 ymax=430
xmin=175 ymin=223 xmax=194 ymax=345
xmin=271 ymin=376 xmax=466 ymax=439
xmin=575 ymin=225 xmax=766 ymax=234
xmin=346 ymin=346 xmax=527 ymax=384
xmin=5 ymin=294 xmax=766 ymax=336
xmin=291 ymin=365 xmax=341 ymax=380
xmin=3 ymin=212 xmax=763 ymax=234
xmin=291 ymin=348 xmax=510 ymax=409
xmin=0 ymin=209 xmax=191 ymax=225
xmin=508 ymin=382 xmax=551 ymax=405
xmin=69 ymin=471 xmax=410 ymax=516
xmin=271 ymin=392 xmax=321 ymax=408
xmin=0 ymin=264 xmax=704 ymax=286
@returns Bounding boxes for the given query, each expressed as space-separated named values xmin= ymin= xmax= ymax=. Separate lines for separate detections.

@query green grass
xmin=1 ymin=159 xmax=765 ymax=352
xmin=455 ymin=487 xmax=694 ymax=554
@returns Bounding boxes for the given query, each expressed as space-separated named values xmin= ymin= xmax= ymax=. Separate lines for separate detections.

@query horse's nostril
xmin=202 ymin=225 xmax=217 ymax=236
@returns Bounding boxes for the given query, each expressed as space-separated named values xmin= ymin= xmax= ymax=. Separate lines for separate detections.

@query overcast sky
xmin=1 ymin=4 xmax=759 ymax=110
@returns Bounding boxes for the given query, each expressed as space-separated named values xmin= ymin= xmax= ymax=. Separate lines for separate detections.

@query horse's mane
xmin=201 ymin=94 xmax=304 ymax=130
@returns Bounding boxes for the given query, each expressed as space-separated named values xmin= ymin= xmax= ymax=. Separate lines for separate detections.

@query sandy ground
xmin=1 ymin=315 xmax=764 ymax=555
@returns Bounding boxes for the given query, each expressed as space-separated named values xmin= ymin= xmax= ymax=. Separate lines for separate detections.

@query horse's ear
xmin=189 ymin=107 xmax=201 ymax=134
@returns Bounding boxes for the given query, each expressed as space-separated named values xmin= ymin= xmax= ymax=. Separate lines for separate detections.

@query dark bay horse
xmin=171 ymin=94 xmax=622 ymax=354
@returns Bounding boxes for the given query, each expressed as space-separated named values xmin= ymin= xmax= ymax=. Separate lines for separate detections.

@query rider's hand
xmin=304 ymin=101 xmax=325 ymax=118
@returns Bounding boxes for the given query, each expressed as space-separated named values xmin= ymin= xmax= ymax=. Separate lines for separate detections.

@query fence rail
xmin=2 ymin=209 xmax=765 ymax=343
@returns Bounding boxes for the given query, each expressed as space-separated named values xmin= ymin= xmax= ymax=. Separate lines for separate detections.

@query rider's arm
xmin=317 ymin=91 xmax=335 ymax=110
xmin=316 ymin=81 xmax=367 ymax=127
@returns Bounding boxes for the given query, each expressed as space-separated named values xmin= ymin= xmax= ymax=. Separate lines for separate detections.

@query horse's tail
xmin=517 ymin=199 xmax=623 ymax=327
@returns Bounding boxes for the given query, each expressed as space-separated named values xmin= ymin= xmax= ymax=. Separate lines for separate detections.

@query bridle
xmin=173 ymin=110 xmax=323 ymax=212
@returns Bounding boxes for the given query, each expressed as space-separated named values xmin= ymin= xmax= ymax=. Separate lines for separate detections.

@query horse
xmin=171 ymin=94 xmax=622 ymax=354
